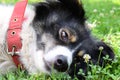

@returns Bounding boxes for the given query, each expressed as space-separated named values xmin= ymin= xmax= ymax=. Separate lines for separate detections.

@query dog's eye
xmin=61 ymin=31 xmax=68 ymax=41
xmin=59 ymin=28 xmax=77 ymax=43
xmin=59 ymin=29 xmax=69 ymax=43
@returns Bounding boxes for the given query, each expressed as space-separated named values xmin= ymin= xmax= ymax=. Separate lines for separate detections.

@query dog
xmin=0 ymin=0 xmax=114 ymax=79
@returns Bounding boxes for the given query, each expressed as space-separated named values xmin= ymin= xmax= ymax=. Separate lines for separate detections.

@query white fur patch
xmin=44 ymin=46 xmax=72 ymax=67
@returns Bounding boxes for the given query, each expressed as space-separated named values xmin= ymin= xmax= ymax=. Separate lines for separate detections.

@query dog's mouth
xmin=43 ymin=58 xmax=52 ymax=72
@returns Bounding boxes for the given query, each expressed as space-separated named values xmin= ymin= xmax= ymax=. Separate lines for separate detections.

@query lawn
xmin=0 ymin=0 xmax=120 ymax=80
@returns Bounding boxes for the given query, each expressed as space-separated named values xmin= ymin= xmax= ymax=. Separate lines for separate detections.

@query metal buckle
xmin=8 ymin=46 xmax=16 ymax=56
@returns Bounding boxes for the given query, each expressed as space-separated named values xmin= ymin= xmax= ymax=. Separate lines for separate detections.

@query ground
xmin=0 ymin=0 xmax=120 ymax=80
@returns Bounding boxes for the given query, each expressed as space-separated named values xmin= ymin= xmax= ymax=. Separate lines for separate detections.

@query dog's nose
xmin=54 ymin=55 xmax=68 ymax=72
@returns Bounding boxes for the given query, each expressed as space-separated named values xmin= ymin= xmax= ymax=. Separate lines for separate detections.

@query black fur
xmin=32 ymin=0 xmax=114 ymax=79
xmin=68 ymin=38 xmax=114 ymax=79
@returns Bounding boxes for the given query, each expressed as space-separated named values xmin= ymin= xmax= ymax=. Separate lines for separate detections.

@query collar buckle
xmin=8 ymin=46 xmax=15 ymax=56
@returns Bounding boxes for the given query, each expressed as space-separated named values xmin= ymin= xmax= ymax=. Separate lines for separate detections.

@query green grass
xmin=82 ymin=0 xmax=120 ymax=56
xmin=0 ymin=0 xmax=120 ymax=80
xmin=82 ymin=0 xmax=120 ymax=80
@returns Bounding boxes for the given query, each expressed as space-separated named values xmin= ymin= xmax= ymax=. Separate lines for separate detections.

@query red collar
xmin=7 ymin=0 xmax=28 ymax=68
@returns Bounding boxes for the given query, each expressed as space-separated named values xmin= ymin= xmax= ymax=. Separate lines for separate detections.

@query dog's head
xmin=32 ymin=0 xmax=88 ymax=73
xmin=31 ymin=0 xmax=114 ymax=76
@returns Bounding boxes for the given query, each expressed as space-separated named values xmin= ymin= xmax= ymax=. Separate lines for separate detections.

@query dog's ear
xmin=34 ymin=2 xmax=50 ymax=21
xmin=96 ymin=41 xmax=114 ymax=59
xmin=95 ymin=41 xmax=114 ymax=65
xmin=68 ymin=39 xmax=114 ymax=79
xmin=78 ymin=39 xmax=115 ymax=65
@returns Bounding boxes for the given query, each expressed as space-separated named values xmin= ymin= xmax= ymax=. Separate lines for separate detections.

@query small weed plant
xmin=77 ymin=55 xmax=119 ymax=80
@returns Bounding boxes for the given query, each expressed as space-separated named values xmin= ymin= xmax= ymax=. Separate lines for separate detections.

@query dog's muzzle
xmin=43 ymin=46 xmax=72 ymax=72
xmin=54 ymin=55 xmax=68 ymax=72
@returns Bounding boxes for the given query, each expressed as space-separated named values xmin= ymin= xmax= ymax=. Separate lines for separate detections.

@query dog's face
xmin=31 ymin=0 xmax=114 ymax=78
xmin=32 ymin=0 xmax=89 ymax=73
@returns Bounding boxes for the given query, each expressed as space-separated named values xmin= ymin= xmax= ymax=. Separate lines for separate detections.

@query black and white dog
xmin=0 ymin=0 xmax=114 ymax=79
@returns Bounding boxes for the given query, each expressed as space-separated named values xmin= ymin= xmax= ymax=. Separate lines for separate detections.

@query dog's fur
xmin=0 ymin=0 xmax=114 ymax=79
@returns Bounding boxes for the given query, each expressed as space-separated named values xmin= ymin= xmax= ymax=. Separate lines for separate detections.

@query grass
xmin=82 ymin=0 xmax=120 ymax=56
xmin=0 ymin=0 xmax=120 ymax=80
